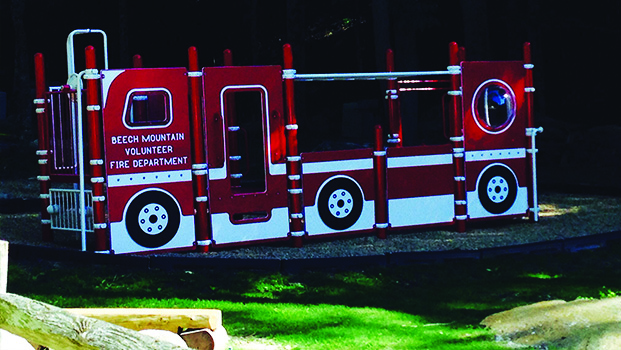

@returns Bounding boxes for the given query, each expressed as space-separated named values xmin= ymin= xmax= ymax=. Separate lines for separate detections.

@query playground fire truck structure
xmin=33 ymin=29 xmax=542 ymax=254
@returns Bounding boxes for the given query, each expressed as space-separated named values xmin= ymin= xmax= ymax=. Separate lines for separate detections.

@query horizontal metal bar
xmin=293 ymin=70 xmax=452 ymax=81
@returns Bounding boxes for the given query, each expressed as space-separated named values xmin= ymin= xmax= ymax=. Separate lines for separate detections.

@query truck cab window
xmin=125 ymin=90 xmax=171 ymax=127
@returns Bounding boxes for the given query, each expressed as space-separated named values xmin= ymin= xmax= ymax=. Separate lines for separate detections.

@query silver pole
xmin=75 ymin=71 xmax=87 ymax=251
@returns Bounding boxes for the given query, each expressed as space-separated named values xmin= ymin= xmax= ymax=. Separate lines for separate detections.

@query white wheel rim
xmin=327 ymin=189 xmax=354 ymax=218
xmin=137 ymin=203 xmax=169 ymax=235
xmin=486 ymin=176 xmax=509 ymax=203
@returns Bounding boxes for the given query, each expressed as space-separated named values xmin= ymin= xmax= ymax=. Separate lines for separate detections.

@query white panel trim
xmin=302 ymin=158 xmax=373 ymax=174
xmin=209 ymin=167 xmax=227 ymax=181
xmin=110 ymin=214 xmax=195 ymax=254
xmin=270 ymin=162 xmax=287 ymax=176
xmin=108 ymin=169 xmax=192 ymax=187
xmin=387 ymin=153 xmax=452 ymax=169
xmin=211 ymin=207 xmax=289 ymax=244
xmin=388 ymin=194 xmax=455 ymax=228
xmin=465 ymin=148 xmax=526 ymax=162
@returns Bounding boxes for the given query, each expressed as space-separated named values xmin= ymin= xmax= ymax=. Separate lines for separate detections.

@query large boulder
xmin=482 ymin=297 xmax=621 ymax=349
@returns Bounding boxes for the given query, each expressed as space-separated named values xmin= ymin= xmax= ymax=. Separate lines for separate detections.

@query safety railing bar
xmin=290 ymin=70 xmax=455 ymax=82
xmin=76 ymin=70 xmax=88 ymax=251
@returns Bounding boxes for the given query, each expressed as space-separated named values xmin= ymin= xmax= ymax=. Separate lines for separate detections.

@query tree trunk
xmin=372 ymin=0 xmax=390 ymax=73
xmin=118 ymin=0 xmax=130 ymax=68
xmin=392 ymin=2 xmax=419 ymax=145
xmin=9 ymin=0 xmax=34 ymax=142
xmin=0 ymin=293 xmax=187 ymax=350
xmin=250 ymin=0 xmax=259 ymax=65
xmin=67 ymin=308 xmax=222 ymax=332
xmin=459 ymin=0 xmax=491 ymax=60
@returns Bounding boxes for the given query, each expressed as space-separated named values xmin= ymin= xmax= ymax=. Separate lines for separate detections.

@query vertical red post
xmin=132 ymin=54 xmax=143 ymax=68
xmin=458 ymin=46 xmax=466 ymax=63
xmin=448 ymin=42 xmax=467 ymax=233
xmin=283 ymin=44 xmax=306 ymax=247
xmin=373 ymin=125 xmax=389 ymax=239
xmin=34 ymin=53 xmax=53 ymax=242
xmin=385 ymin=49 xmax=402 ymax=147
xmin=223 ymin=49 xmax=233 ymax=66
xmin=523 ymin=43 xmax=534 ymax=128
xmin=188 ymin=46 xmax=212 ymax=252
xmin=523 ymin=42 xmax=538 ymax=222
xmin=84 ymin=46 xmax=109 ymax=251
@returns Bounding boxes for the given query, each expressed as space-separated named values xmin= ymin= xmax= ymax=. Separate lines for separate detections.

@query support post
xmin=523 ymin=43 xmax=534 ymax=128
xmin=523 ymin=42 xmax=541 ymax=222
xmin=283 ymin=44 xmax=306 ymax=248
xmin=188 ymin=47 xmax=212 ymax=252
xmin=385 ymin=49 xmax=402 ymax=147
xmin=34 ymin=53 xmax=53 ymax=243
xmin=373 ymin=126 xmax=389 ymax=239
xmin=132 ymin=54 xmax=142 ymax=68
xmin=84 ymin=46 xmax=109 ymax=252
xmin=448 ymin=42 xmax=467 ymax=233
xmin=223 ymin=49 xmax=233 ymax=66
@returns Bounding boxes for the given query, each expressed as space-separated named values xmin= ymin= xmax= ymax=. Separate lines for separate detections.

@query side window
xmin=472 ymin=79 xmax=516 ymax=133
xmin=223 ymin=88 xmax=267 ymax=193
xmin=124 ymin=89 xmax=171 ymax=128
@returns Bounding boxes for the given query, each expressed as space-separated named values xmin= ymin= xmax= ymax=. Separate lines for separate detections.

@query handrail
xmin=66 ymin=29 xmax=108 ymax=87
xmin=285 ymin=68 xmax=459 ymax=82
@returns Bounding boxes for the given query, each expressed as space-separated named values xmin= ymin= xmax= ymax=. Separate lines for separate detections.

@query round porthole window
xmin=472 ymin=79 xmax=516 ymax=134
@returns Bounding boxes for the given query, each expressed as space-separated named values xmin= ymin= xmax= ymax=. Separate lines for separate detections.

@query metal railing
xmin=48 ymin=188 xmax=94 ymax=233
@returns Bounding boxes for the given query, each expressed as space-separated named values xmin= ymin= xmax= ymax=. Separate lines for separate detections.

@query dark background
xmin=0 ymin=0 xmax=619 ymax=190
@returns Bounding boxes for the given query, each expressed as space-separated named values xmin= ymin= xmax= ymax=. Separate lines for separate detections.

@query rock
xmin=181 ymin=326 xmax=229 ymax=350
xmin=482 ymin=297 xmax=621 ymax=349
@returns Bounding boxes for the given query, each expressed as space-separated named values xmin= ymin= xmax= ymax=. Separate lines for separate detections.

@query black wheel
xmin=317 ymin=177 xmax=363 ymax=230
xmin=477 ymin=164 xmax=518 ymax=214
xmin=125 ymin=190 xmax=181 ymax=248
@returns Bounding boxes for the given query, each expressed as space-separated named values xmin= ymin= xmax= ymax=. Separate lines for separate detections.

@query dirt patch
xmin=2 ymin=178 xmax=621 ymax=259
xmin=482 ymin=297 xmax=621 ymax=349
xmin=3 ymin=191 xmax=621 ymax=259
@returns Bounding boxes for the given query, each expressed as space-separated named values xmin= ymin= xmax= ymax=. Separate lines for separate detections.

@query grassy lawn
xmin=7 ymin=245 xmax=621 ymax=349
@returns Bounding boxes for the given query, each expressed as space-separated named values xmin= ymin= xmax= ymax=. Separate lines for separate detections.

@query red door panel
xmin=101 ymin=68 xmax=195 ymax=254
xmin=461 ymin=61 xmax=530 ymax=219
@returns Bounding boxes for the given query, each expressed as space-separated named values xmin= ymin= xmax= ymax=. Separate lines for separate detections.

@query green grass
xmin=7 ymin=245 xmax=621 ymax=349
